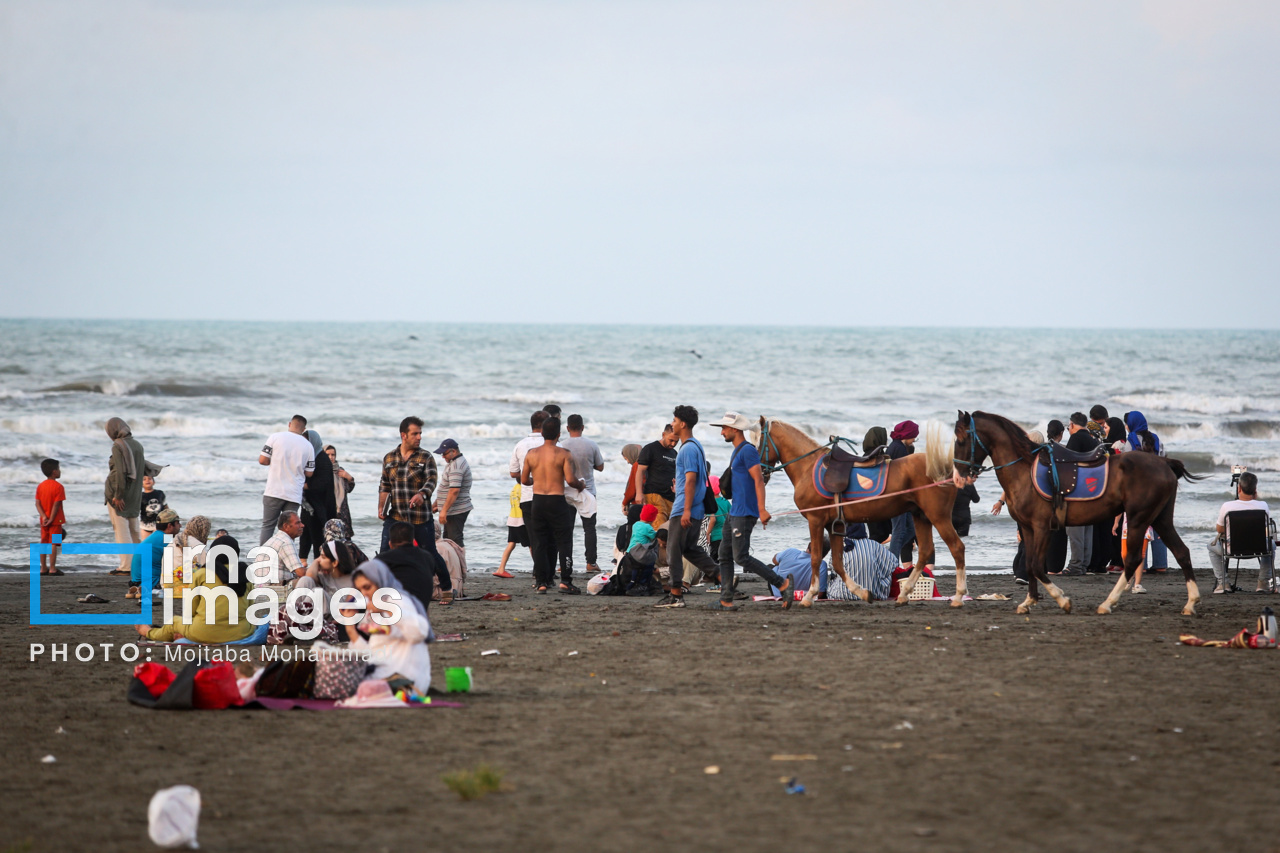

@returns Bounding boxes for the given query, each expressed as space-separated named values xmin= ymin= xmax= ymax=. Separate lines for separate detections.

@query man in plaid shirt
xmin=378 ymin=416 xmax=440 ymax=556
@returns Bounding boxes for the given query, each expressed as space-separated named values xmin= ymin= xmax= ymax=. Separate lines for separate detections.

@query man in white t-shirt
xmin=1208 ymin=471 xmax=1274 ymax=594
xmin=257 ymin=414 xmax=316 ymax=545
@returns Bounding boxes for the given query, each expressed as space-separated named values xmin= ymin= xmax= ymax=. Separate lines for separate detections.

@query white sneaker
xmin=1131 ymin=584 xmax=1147 ymax=594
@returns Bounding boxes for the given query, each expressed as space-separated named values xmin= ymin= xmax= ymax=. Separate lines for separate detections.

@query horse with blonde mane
xmin=754 ymin=418 xmax=968 ymax=607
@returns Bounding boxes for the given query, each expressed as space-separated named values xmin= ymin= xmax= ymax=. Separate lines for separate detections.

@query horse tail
xmin=925 ymin=420 xmax=955 ymax=483
xmin=1164 ymin=457 xmax=1207 ymax=482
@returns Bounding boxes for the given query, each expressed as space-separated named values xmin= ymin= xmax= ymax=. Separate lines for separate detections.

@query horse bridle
xmin=758 ymin=419 xmax=831 ymax=481
xmin=955 ymin=413 xmax=1037 ymax=477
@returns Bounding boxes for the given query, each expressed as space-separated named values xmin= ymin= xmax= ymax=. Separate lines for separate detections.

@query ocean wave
xmin=0 ymin=442 xmax=64 ymax=461
xmin=478 ymin=392 xmax=584 ymax=406
xmin=0 ymin=461 xmax=259 ymax=485
xmin=0 ymin=364 xmax=29 ymax=375
xmin=1159 ymin=421 xmax=1280 ymax=442
xmin=0 ymin=512 xmax=105 ymax=529
xmin=1113 ymin=393 xmax=1280 ymax=416
xmin=39 ymin=380 xmax=253 ymax=397
xmin=0 ymin=414 xmax=242 ymax=438
xmin=1212 ymin=455 xmax=1280 ymax=472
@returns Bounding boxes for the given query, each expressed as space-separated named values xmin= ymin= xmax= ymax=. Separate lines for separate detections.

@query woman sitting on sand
xmin=340 ymin=559 xmax=433 ymax=694
xmin=296 ymin=538 xmax=361 ymax=609
xmin=135 ymin=535 xmax=263 ymax=644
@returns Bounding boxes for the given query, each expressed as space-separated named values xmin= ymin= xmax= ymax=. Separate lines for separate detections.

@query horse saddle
xmin=1033 ymin=444 xmax=1109 ymax=502
xmin=814 ymin=450 xmax=890 ymax=501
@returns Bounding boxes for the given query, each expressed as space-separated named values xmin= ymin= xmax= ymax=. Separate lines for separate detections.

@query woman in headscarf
xmin=135 ymin=534 xmax=259 ymax=644
xmin=105 ymin=417 xmax=148 ymax=576
xmin=1122 ymin=411 xmax=1168 ymax=573
xmin=1124 ymin=411 xmax=1163 ymax=455
xmin=323 ymin=518 xmax=369 ymax=564
xmin=340 ymin=559 xmax=433 ymax=694
xmin=862 ymin=427 xmax=893 ymax=543
xmin=296 ymin=538 xmax=362 ymax=610
xmin=887 ymin=421 xmax=919 ymax=565
xmin=324 ymin=444 xmax=356 ymax=534
xmin=169 ymin=515 xmax=212 ymax=591
xmin=298 ymin=429 xmax=337 ymax=561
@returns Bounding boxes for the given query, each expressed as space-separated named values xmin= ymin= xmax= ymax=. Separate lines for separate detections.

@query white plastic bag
xmin=148 ymin=785 xmax=201 ymax=849
xmin=587 ymin=573 xmax=610 ymax=594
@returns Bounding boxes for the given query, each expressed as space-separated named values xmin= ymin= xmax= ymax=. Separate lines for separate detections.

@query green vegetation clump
xmin=442 ymin=764 xmax=507 ymax=801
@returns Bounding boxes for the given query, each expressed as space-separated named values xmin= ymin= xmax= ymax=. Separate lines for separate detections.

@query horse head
xmin=754 ymin=415 xmax=771 ymax=483
xmin=952 ymin=409 xmax=989 ymax=485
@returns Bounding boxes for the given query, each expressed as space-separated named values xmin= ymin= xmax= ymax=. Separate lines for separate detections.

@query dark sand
xmin=2 ymin=567 xmax=1278 ymax=853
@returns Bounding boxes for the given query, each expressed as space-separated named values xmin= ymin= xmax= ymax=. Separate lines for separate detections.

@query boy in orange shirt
xmin=36 ymin=458 xmax=67 ymax=575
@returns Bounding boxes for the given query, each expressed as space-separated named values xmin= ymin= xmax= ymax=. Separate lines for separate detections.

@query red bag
xmin=133 ymin=662 xmax=176 ymax=698
xmin=192 ymin=663 xmax=244 ymax=709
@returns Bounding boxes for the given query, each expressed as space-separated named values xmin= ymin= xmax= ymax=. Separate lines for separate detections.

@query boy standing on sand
xmin=522 ymin=417 xmax=587 ymax=594
xmin=36 ymin=458 xmax=66 ymax=575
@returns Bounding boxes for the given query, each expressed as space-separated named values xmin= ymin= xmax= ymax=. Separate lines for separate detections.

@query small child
xmin=139 ymin=474 xmax=168 ymax=534
xmin=493 ymin=481 xmax=528 ymax=579
xmin=623 ymin=504 xmax=661 ymax=594
xmin=35 ymin=458 xmax=66 ymax=575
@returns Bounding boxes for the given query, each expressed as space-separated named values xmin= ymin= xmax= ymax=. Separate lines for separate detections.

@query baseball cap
xmin=156 ymin=508 xmax=180 ymax=525
xmin=433 ymin=438 xmax=459 ymax=455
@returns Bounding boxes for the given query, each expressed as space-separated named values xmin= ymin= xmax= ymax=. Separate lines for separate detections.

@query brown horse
xmin=950 ymin=410 xmax=1204 ymax=616
xmin=755 ymin=418 xmax=968 ymax=607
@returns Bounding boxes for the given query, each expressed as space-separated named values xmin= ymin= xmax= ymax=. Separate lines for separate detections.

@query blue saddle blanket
xmin=1033 ymin=458 xmax=1108 ymax=501
xmin=813 ymin=458 xmax=890 ymax=501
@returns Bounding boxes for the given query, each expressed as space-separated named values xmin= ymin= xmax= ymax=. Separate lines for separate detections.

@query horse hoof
xmin=857 ymin=590 xmax=871 ymax=603
xmin=799 ymin=593 xmax=815 ymax=608
xmin=950 ymin=596 xmax=964 ymax=608
xmin=894 ymin=596 xmax=908 ymax=607
xmin=1061 ymin=599 xmax=1072 ymax=614
xmin=1096 ymin=604 xmax=1112 ymax=615
xmin=1181 ymin=604 xmax=1197 ymax=617
xmin=1016 ymin=603 xmax=1030 ymax=615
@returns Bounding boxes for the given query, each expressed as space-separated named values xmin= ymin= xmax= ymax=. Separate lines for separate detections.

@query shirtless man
xmin=522 ymin=417 xmax=587 ymax=594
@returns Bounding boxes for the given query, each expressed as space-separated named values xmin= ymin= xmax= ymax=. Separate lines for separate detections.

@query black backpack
xmin=720 ymin=445 xmax=744 ymax=502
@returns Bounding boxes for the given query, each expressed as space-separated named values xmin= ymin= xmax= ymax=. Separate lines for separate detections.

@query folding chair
xmin=1224 ymin=509 xmax=1278 ymax=592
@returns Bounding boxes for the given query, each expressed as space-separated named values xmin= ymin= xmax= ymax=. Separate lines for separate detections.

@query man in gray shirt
xmin=433 ymin=438 xmax=474 ymax=548
xmin=559 ymin=414 xmax=605 ymax=571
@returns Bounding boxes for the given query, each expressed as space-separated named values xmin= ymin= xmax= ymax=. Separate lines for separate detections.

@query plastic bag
xmin=586 ymin=573 xmax=610 ymax=595
xmin=192 ymin=663 xmax=243 ymax=710
xmin=148 ymin=785 xmax=201 ymax=849
xmin=134 ymin=662 xmax=176 ymax=698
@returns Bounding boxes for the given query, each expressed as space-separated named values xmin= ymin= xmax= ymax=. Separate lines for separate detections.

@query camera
xmin=1231 ymin=464 xmax=1247 ymax=490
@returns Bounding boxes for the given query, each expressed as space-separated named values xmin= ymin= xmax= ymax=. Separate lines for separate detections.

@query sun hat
xmin=710 ymin=412 xmax=754 ymax=431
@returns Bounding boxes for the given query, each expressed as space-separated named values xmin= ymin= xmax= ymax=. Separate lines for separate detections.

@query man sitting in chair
xmin=1207 ymin=471 xmax=1274 ymax=594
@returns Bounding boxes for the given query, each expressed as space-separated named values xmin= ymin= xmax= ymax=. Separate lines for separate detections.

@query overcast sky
xmin=1 ymin=1 xmax=1278 ymax=326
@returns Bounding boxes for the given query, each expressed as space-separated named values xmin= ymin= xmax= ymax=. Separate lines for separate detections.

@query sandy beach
xmin=3 ymin=567 xmax=1277 ymax=852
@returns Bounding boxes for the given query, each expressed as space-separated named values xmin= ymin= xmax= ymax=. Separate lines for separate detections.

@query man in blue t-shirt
xmin=655 ymin=405 xmax=721 ymax=609
xmin=709 ymin=411 xmax=791 ymax=611
xmin=130 ymin=508 xmax=181 ymax=598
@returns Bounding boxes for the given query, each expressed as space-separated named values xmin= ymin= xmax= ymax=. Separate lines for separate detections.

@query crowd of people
xmin=27 ymin=401 xmax=1276 ymax=693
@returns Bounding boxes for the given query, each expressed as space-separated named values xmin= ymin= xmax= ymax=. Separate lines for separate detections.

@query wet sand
xmin=2 ymin=567 xmax=1277 ymax=852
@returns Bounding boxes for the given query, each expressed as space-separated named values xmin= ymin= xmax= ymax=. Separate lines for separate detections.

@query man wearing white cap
xmin=709 ymin=411 xmax=792 ymax=611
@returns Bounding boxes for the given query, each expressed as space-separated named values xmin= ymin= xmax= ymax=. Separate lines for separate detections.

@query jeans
xmin=666 ymin=515 xmax=719 ymax=591
xmin=579 ymin=513 xmax=597 ymax=566
xmin=379 ymin=517 xmax=439 ymax=558
xmin=108 ymin=505 xmax=141 ymax=572
xmin=1208 ymin=537 xmax=1275 ymax=585
xmin=443 ymin=511 xmax=469 ymax=547
xmin=1149 ymin=534 xmax=1168 ymax=569
xmin=1066 ymin=526 xmax=1092 ymax=573
xmin=261 ymin=496 xmax=299 ymax=546
xmin=529 ymin=494 xmax=576 ymax=588
xmin=889 ymin=512 xmax=916 ymax=564
xmin=717 ymin=516 xmax=784 ymax=603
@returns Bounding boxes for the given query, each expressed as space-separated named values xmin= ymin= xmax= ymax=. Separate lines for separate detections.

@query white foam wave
xmin=0 ymin=442 xmax=63 ymax=461
xmin=0 ymin=512 xmax=105 ymax=528
xmin=479 ymin=392 xmax=583 ymax=406
xmin=0 ymin=414 xmax=240 ymax=438
xmin=1213 ymin=455 xmax=1280 ymax=472
xmin=1112 ymin=393 xmax=1280 ymax=416
xmin=0 ymin=462 xmax=259 ymax=485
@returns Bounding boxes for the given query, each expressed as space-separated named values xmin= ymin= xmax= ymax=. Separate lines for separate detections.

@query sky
xmin=1 ymin=1 xmax=1278 ymax=327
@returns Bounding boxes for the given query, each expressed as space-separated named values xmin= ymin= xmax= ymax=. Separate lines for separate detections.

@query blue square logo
xmin=30 ymin=535 xmax=153 ymax=625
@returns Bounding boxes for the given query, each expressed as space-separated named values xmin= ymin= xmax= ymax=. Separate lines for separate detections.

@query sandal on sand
xmin=480 ymin=593 xmax=512 ymax=601
xmin=559 ymin=583 xmax=582 ymax=595
xmin=492 ymin=569 xmax=515 ymax=578
xmin=777 ymin=577 xmax=794 ymax=610
xmin=125 ymin=585 xmax=140 ymax=599
xmin=77 ymin=594 xmax=110 ymax=604
xmin=108 ymin=568 xmax=131 ymax=576
xmin=536 ymin=585 xmax=548 ymax=594
xmin=46 ymin=569 xmax=66 ymax=576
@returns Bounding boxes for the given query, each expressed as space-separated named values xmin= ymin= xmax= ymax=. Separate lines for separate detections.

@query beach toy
xmin=445 ymin=666 xmax=473 ymax=693
xmin=148 ymin=785 xmax=201 ymax=849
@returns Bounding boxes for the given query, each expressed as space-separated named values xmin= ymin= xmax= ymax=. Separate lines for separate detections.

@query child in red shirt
xmin=35 ymin=458 xmax=66 ymax=575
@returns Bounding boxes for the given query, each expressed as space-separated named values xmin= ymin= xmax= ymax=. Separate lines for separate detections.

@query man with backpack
xmin=656 ymin=405 xmax=721 ymax=609
xmin=709 ymin=412 xmax=792 ymax=611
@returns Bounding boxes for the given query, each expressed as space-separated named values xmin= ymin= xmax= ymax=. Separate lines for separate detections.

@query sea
xmin=2 ymin=320 xmax=1278 ymax=576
